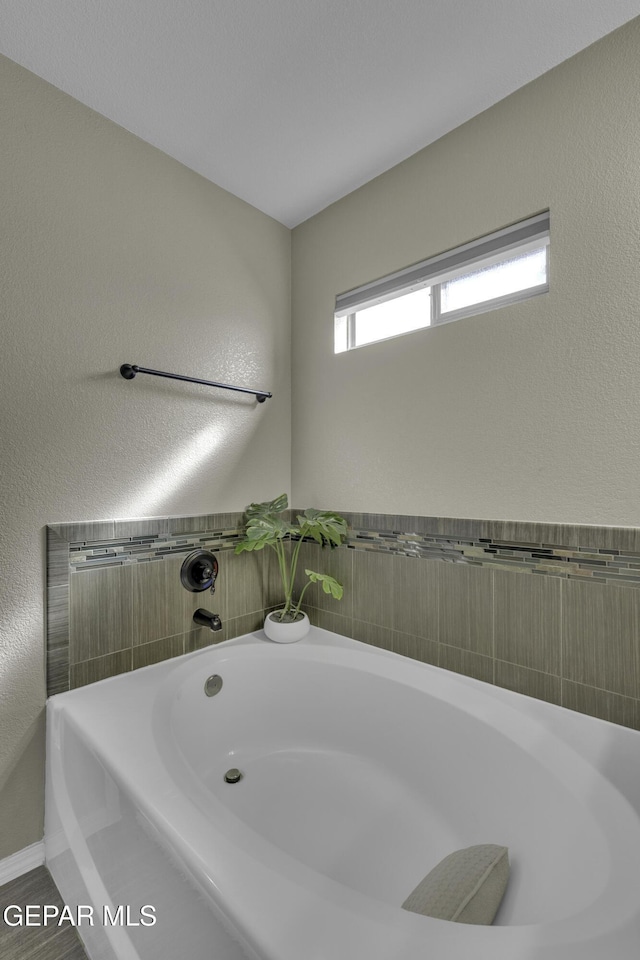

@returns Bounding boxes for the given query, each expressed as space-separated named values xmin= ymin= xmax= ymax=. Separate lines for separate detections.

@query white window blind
xmin=334 ymin=211 xmax=549 ymax=352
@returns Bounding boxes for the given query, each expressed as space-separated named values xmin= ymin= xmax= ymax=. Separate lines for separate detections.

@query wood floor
xmin=0 ymin=867 xmax=88 ymax=960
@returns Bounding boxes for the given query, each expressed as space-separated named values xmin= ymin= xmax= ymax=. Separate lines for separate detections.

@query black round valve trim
xmin=180 ymin=550 xmax=219 ymax=593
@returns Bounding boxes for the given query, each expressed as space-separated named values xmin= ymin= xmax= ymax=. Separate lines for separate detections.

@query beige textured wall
xmin=292 ymin=18 xmax=640 ymax=525
xmin=0 ymin=54 xmax=291 ymax=859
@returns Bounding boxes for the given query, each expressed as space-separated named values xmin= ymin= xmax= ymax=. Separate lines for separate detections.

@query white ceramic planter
xmin=263 ymin=610 xmax=310 ymax=643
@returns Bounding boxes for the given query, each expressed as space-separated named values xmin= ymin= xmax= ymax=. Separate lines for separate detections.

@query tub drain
xmin=204 ymin=674 xmax=223 ymax=697
xmin=224 ymin=768 xmax=243 ymax=784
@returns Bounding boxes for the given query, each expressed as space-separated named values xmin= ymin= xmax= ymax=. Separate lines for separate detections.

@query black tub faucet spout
xmin=193 ymin=609 xmax=222 ymax=632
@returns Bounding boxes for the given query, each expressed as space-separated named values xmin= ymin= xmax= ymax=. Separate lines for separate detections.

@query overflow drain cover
xmin=224 ymin=768 xmax=243 ymax=784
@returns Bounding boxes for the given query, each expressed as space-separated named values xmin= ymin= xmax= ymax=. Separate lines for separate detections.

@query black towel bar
xmin=119 ymin=364 xmax=272 ymax=402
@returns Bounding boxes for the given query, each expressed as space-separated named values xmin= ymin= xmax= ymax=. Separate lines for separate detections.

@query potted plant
xmin=235 ymin=493 xmax=348 ymax=642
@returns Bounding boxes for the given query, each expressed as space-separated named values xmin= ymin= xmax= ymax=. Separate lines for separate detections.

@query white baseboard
xmin=0 ymin=840 xmax=45 ymax=886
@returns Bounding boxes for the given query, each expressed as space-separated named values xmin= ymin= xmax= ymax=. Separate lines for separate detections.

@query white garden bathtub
xmin=45 ymin=627 xmax=640 ymax=960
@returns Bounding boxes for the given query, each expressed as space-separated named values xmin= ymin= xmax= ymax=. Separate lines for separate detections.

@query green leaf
xmin=243 ymin=514 xmax=294 ymax=544
xmin=245 ymin=493 xmax=288 ymax=520
xmin=235 ymin=538 xmax=266 ymax=552
xmin=304 ymin=570 xmax=344 ymax=601
xmin=297 ymin=508 xmax=348 ymax=549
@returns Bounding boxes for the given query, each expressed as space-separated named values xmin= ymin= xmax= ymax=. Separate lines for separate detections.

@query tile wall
xmin=46 ymin=514 xmax=281 ymax=694
xmin=46 ymin=511 xmax=640 ymax=730
xmin=296 ymin=512 xmax=640 ymax=731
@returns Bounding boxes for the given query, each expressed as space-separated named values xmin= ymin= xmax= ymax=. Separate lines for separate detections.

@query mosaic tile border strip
xmin=68 ymin=529 xmax=243 ymax=572
xmin=340 ymin=528 xmax=640 ymax=586
xmin=334 ymin=511 xmax=640 ymax=553
xmin=289 ymin=511 xmax=640 ymax=587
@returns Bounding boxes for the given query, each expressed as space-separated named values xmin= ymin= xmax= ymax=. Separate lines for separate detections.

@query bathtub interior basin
xmin=159 ymin=648 xmax=616 ymax=927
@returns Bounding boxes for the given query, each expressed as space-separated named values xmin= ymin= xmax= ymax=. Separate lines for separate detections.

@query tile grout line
xmin=559 ymin=577 xmax=564 ymax=708
xmin=491 ymin=567 xmax=496 ymax=685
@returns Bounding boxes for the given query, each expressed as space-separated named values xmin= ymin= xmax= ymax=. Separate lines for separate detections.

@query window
xmin=334 ymin=212 xmax=549 ymax=353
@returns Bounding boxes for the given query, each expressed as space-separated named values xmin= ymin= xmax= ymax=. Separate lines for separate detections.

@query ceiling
xmin=1 ymin=1 xmax=639 ymax=227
